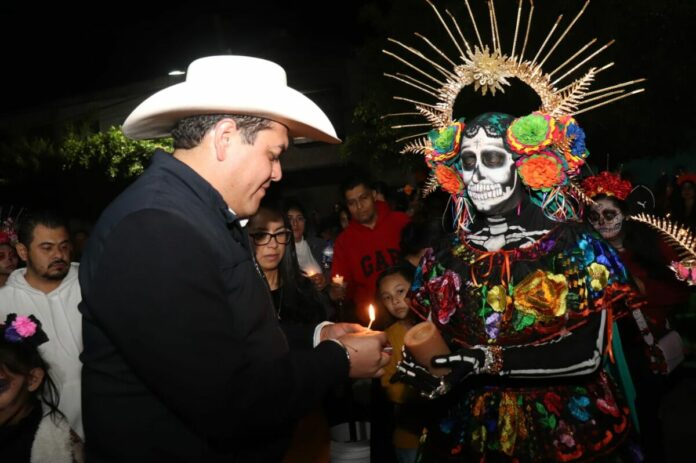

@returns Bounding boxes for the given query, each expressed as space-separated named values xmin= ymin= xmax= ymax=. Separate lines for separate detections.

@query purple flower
xmin=4 ymin=326 xmax=22 ymax=342
xmin=485 ymin=312 xmax=501 ymax=339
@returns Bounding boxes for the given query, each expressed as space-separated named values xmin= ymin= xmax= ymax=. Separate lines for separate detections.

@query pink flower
xmin=12 ymin=316 xmax=37 ymax=337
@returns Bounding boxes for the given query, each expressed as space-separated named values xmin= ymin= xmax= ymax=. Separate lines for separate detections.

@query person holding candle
xmin=284 ymin=199 xmax=329 ymax=292
xmin=330 ymin=174 xmax=410 ymax=327
xmin=383 ymin=2 xmax=651 ymax=459
xmin=249 ymin=202 xmax=331 ymax=325
xmin=78 ymin=55 xmax=390 ymax=462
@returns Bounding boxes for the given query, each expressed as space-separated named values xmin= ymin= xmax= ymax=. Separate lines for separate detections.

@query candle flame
xmin=367 ymin=304 xmax=376 ymax=330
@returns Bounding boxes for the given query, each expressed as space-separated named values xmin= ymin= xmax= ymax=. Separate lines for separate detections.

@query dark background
xmin=1 ymin=1 xmax=694 ymax=215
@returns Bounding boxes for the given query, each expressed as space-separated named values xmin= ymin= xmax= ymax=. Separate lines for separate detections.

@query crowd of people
xmin=0 ymin=42 xmax=694 ymax=463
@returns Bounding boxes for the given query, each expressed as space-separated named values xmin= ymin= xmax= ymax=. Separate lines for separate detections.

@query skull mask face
xmin=588 ymin=197 xmax=624 ymax=240
xmin=460 ymin=128 xmax=522 ymax=215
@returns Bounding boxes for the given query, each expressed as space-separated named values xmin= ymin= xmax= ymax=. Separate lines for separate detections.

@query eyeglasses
xmin=250 ymin=230 xmax=292 ymax=246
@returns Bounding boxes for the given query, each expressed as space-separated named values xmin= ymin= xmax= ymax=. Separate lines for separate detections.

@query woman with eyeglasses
xmin=248 ymin=204 xmax=330 ymax=325
xmin=248 ymin=203 xmax=334 ymax=462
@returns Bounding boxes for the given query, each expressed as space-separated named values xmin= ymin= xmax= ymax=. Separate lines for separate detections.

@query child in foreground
xmin=377 ymin=265 xmax=425 ymax=463
xmin=0 ymin=313 xmax=83 ymax=462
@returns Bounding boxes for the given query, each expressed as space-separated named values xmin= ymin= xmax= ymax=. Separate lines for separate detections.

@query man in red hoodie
xmin=330 ymin=175 xmax=410 ymax=327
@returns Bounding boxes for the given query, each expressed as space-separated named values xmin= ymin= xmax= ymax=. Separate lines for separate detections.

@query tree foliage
xmin=60 ymin=126 xmax=171 ymax=180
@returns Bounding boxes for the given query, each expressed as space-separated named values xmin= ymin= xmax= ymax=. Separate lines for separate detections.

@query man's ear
xmin=26 ymin=367 xmax=45 ymax=393
xmin=15 ymin=243 xmax=28 ymax=263
xmin=371 ymin=190 xmax=378 ymax=202
xmin=212 ymin=118 xmax=240 ymax=162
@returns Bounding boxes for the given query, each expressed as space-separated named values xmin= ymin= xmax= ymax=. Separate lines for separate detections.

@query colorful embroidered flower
xmin=543 ymin=392 xmax=563 ymax=416
xmin=424 ymin=270 xmax=462 ymax=324
xmin=506 ymin=112 xmax=556 ymax=155
xmin=485 ymin=312 xmax=501 ymax=339
xmin=516 ymin=151 xmax=567 ymax=191
xmin=486 ymin=285 xmax=508 ymax=312
xmin=513 ymin=269 xmax=569 ymax=320
xmin=426 ymin=120 xmax=465 ymax=165
xmin=587 ymin=262 xmax=610 ymax=291
xmin=568 ymin=395 xmax=591 ymax=422
xmin=435 ymin=164 xmax=465 ymax=195
xmin=556 ymin=420 xmax=577 ymax=448
xmin=12 ymin=316 xmax=37 ymax=337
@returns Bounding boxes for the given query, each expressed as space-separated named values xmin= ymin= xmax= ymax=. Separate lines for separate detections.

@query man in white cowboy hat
xmin=78 ymin=55 xmax=390 ymax=462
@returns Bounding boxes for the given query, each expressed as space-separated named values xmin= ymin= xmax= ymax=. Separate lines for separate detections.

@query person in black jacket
xmin=78 ymin=55 xmax=389 ymax=462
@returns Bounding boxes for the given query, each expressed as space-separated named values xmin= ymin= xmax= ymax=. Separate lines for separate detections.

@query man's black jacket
xmin=79 ymin=151 xmax=348 ymax=462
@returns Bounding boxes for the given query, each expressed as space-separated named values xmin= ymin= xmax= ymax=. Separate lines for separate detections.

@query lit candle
xmin=367 ymin=304 xmax=375 ymax=330
xmin=332 ymin=274 xmax=344 ymax=286
xmin=403 ymin=321 xmax=451 ymax=377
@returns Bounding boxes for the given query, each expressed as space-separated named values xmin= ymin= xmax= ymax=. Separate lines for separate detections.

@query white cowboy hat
xmin=122 ymin=55 xmax=340 ymax=144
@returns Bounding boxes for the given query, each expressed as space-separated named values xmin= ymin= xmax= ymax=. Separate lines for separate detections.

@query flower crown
xmin=0 ymin=313 xmax=49 ymax=348
xmin=676 ymin=173 xmax=696 ymax=187
xmin=0 ymin=217 xmax=18 ymax=246
xmin=581 ymin=171 xmax=632 ymax=201
xmin=424 ymin=112 xmax=589 ymax=225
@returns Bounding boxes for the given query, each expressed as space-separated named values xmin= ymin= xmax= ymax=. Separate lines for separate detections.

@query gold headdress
xmin=383 ymin=0 xmax=644 ymax=227
xmin=630 ymin=213 xmax=696 ymax=285
xmin=385 ymin=0 xmax=644 ymax=144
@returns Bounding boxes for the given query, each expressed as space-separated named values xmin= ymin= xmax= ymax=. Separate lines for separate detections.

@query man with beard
xmin=0 ymin=210 xmax=83 ymax=438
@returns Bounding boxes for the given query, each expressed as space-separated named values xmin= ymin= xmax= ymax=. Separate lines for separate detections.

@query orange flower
xmin=516 ymin=152 xmax=566 ymax=190
xmin=435 ymin=164 xmax=464 ymax=195
xmin=513 ymin=269 xmax=568 ymax=320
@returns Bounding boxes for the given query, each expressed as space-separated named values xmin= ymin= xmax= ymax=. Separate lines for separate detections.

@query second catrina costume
xmin=384 ymin=1 xmax=648 ymax=461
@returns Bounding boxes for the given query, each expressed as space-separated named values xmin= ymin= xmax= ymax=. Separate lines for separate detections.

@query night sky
xmin=2 ymin=1 xmax=695 ymax=173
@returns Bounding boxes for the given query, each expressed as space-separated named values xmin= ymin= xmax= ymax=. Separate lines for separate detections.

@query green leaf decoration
xmin=513 ymin=312 xmax=536 ymax=331
xmin=535 ymin=402 xmax=548 ymax=417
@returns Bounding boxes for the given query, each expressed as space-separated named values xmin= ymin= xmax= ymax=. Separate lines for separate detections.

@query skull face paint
xmin=588 ymin=198 xmax=624 ymax=240
xmin=460 ymin=128 xmax=521 ymax=214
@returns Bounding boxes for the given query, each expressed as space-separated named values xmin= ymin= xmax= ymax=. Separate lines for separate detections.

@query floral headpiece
xmin=0 ymin=313 xmax=49 ymax=348
xmin=0 ymin=206 xmax=23 ymax=246
xmin=0 ymin=218 xmax=18 ymax=246
xmin=581 ymin=171 xmax=633 ymax=201
xmin=676 ymin=172 xmax=696 ymax=187
xmin=384 ymin=0 xmax=644 ymax=230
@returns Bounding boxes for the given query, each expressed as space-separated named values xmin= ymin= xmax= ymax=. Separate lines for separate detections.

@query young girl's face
xmin=0 ymin=365 xmax=43 ymax=424
xmin=379 ymin=273 xmax=411 ymax=320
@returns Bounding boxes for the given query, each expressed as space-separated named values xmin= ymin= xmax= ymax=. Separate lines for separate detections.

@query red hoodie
xmin=331 ymin=201 xmax=410 ymax=325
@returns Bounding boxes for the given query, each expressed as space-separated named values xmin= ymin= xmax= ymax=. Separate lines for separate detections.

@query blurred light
xmin=168 ymin=70 xmax=185 ymax=76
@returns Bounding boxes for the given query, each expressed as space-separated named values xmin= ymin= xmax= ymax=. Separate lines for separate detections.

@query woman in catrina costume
xmin=383 ymin=1 xmax=648 ymax=461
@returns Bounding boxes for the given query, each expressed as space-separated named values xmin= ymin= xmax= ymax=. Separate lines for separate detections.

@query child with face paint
xmin=0 ymin=313 xmax=83 ymax=462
